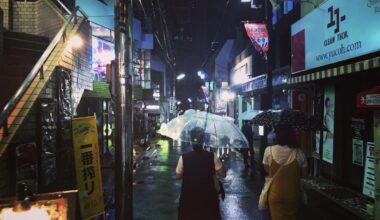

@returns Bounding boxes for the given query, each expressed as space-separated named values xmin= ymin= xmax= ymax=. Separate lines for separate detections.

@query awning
xmin=289 ymin=56 xmax=380 ymax=84
xmin=239 ymin=110 xmax=262 ymax=121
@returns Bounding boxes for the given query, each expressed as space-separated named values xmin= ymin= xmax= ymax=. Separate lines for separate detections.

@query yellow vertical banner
xmin=72 ymin=116 xmax=104 ymax=219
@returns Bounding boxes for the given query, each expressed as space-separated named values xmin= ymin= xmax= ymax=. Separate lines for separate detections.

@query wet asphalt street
xmin=133 ymin=138 xmax=270 ymax=220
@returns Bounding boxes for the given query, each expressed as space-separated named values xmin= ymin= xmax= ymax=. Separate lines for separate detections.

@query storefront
xmin=230 ymin=73 xmax=269 ymax=168
xmin=272 ymin=65 xmax=291 ymax=110
xmin=289 ymin=0 xmax=380 ymax=218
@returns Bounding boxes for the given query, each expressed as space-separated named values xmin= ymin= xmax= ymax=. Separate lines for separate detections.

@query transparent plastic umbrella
xmin=157 ymin=109 xmax=196 ymax=138
xmin=159 ymin=110 xmax=248 ymax=149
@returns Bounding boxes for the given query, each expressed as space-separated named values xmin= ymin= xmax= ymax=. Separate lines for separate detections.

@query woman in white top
xmin=262 ymin=125 xmax=308 ymax=220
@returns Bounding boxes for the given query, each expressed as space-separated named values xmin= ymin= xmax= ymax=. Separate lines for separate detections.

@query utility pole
xmin=114 ymin=0 xmax=133 ymax=219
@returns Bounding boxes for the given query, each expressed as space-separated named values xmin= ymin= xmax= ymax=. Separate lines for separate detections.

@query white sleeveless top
xmin=262 ymin=145 xmax=307 ymax=168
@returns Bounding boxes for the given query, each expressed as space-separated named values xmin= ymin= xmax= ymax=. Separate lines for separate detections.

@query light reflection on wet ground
xmin=133 ymin=138 xmax=270 ymax=220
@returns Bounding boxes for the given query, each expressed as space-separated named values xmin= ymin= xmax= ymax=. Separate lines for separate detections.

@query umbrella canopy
xmin=157 ymin=109 xmax=197 ymax=138
xmin=159 ymin=111 xmax=248 ymax=148
xmin=251 ymin=109 xmax=326 ymax=131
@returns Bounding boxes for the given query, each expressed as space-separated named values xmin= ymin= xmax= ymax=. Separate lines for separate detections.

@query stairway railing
xmin=0 ymin=5 xmax=87 ymax=155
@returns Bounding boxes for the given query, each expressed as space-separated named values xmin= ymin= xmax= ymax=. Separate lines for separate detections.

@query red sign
xmin=356 ymin=86 xmax=380 ymax=109
xmin=244 ymin=23 xmax=269 ymax=54
xmin=291 ymin=30 xmax=305 ymax=72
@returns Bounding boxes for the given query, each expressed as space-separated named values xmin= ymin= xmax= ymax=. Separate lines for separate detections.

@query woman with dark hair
xmin=176 ymin=127 xmax=226 ymax=220
xmin=262 ymin=125 xmax=308 ymax=220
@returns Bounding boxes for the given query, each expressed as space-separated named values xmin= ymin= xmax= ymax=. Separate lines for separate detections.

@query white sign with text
xmin=291 ymin=0 xmax=380 ymax=73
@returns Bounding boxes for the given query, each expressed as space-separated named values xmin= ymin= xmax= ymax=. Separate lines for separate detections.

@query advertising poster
xmin=72 ymin=116 xmax=104 ymax=219
xmin=322 ymin=86 xmax=335 ymax=164
xmin=315 ymin=133 xmax=320 ymax=155
xmin=351 ymin=117 xmax=366 ymax=166
xmin=92 ymin=37 xmax=115 ymax=81
xmin=352 ymin=138 xmax=364 ymax=166
xmin=362 ymin=142 xmax=375 ymax=199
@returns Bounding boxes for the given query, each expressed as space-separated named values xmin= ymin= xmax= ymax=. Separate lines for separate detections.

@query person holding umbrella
xmin=176 ymin=127 xmax=226 ymax=220
xmin=262 ymin=124 xmax=308 ymax=220
xmin=241 ymin=120 xmax=254 ymax=170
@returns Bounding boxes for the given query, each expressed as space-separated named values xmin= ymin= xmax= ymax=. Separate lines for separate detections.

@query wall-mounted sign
xmin=272 ymin=74 xmax=289 ymax=87
xmin=356 ymin=86 xmax=380 ymax=109
xmin=231 ymin=56 xmax=252 ymax=86
xmin=363 ymin=141 xmax=375 ymax=199
xmin=241 ymin=74 xmax=267 ymax=93
xmin=291 ymin=0 xmax=380 ymax=73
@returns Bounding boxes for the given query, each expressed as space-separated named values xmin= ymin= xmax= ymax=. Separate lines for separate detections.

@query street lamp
xmin=197 ymin=70 xmax=206 ymax=80
xmin=176 ymin=73 xmax=186 ymax=80
xmin=67 ymin=34 xmax=83 ymax=49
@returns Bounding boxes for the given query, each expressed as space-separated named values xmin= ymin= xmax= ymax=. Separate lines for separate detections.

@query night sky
xmin=134 ymin=0 xmax=260 ymax=109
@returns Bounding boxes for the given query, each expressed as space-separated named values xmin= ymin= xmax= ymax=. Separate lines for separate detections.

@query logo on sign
xmin=324 ymin=6 xmax=348 ymax=47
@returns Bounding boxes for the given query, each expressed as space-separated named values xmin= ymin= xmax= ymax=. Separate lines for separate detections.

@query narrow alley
xmin=133 ymin=138 xmax=270 ymax=220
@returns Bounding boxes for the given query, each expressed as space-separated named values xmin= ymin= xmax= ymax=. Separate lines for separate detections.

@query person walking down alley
xmin=241 ymin=120 xmax=254 ymax=169
xmin=262 ymin=125 xmax=308 ymax=220
xmin=176 ymin=127 xmax=227 ymax=220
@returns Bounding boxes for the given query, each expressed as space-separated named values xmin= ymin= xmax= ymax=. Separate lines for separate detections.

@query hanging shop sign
xmin=72 ymin=116 xmax=104 ymax=220
xmin=244 ymin=22 xmax=269 ymax=55
xmin=241 ymin=74 xmax=267 ymax=93
xmin=363 ymin=141 xmax=375 ymax=199
xmin=291 ymin=0 xmax=380 ymax=73
xmin=356 ymin=86 xmax=380 ymax=109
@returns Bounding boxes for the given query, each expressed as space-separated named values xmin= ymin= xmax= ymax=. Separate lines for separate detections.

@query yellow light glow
xmin=0 ymin=207 xmax=50 ymax=220
xmin=69 ymin=35 xmax=83 ymax=49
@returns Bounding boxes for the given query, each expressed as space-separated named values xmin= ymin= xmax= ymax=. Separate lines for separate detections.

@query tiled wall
xmin=5 ymin=0 xmax=64 ymax=39
xmin=59 ymin=20 xmax=93 ymax=114
xmin=0 ymin=0 xmax=9 ymax=30
xmin=36 ymin=0 xmax=64 ymax=39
